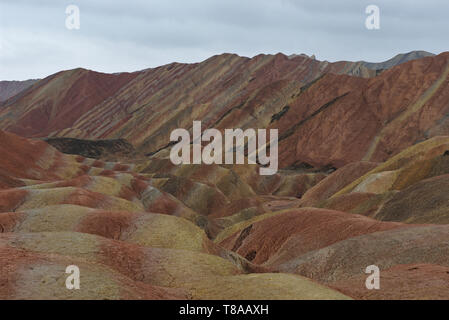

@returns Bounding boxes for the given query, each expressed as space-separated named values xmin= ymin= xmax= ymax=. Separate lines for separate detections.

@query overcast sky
xmin=0 ymin=0 xmax=448 ymax=80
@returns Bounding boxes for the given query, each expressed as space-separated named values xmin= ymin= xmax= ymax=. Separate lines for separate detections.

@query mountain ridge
xmin=1 ymin=49 xmax=449 ymax=300
xmin=1 ymin=50 xmax=447 ymax=171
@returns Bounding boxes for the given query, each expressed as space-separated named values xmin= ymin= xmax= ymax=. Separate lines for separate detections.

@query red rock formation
xmin=298 ymin=161 xmax=378 ymax=206
xmin=218 ymin=208 xmax=406 ymax=266
xmin=2 ymin=53 xmax=448 ymax=171
xmin=1 ymin=51 xmax=449 ymax=300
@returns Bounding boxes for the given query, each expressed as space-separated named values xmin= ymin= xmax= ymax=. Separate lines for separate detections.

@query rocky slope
xmin=0 ymin=129 xmax=352 ymax=299
xmin=359 ymin=51 xmax=435 ymax=71
xmin=1 ymin=130 xmax=449 ymax=299
xmin=1 ymin=51 xmax=449 ymax=300
xmin=0 ymin=79 xmax=38 ymax=102
xmin=44 ymin=137 xmax=135 ymax=159
xmin=1 ymin=52 xmax=448 ymax=171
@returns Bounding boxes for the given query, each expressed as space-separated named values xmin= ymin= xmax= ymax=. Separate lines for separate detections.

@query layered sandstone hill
xmin=1 ymin=131 xmax=449 ymax=299
xmin=1 ymin=51 xmax=449 ymax=300
xmin=0 ymin=129 xmax=351 ymax=299
xmin=1 ymin=51 xmax=447 ymax=170
xmin=216 ymin=136 xmax=449 ymax=299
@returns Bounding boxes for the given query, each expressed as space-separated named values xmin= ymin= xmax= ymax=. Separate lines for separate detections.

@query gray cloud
xmin=0 ymin=0 xmax=448 ymax=80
